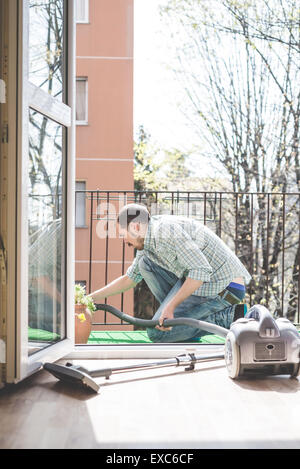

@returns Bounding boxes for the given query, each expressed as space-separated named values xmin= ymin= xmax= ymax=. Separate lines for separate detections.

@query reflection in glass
xmin=28 ymin=109 xmax=65 ymax=354
xmin=29 ymin=0 xmax=64 ymax=100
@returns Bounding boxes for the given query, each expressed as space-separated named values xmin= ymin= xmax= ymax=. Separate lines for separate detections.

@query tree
xmin=134 ymin=124 xmax=193 ymax=191
xmin=134 ymin=125 xmax=164 ymax=191
xmin=160 ymin=0 xmax=300 ymax=317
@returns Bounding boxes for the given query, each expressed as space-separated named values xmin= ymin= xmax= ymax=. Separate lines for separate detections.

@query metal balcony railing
xmin=75 ymin=190 xmax=300 ymax=325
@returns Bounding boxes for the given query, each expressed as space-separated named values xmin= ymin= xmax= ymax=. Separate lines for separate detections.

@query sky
xmin=133 ymin=0 xmax=194 ymax=150
xmin=133 ymin=0 xmax=225 ymax=177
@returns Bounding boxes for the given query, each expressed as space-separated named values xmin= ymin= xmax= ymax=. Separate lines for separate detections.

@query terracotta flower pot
xmin=75 ymin=304 xmax=92 ymax=344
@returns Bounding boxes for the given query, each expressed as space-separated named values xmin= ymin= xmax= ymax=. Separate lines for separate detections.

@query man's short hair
xmin=117 ymin=203 xmax=150 ymax=229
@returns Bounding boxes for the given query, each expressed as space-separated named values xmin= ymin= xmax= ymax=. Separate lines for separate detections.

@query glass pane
xmin=28 ymin=109 xmax=65 ymax=355
xmin=29 ymin=0 xmax=65 ymax=101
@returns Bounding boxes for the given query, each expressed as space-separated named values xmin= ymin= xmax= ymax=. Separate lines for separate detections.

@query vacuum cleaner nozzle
xmin=44 ymin=363 xmax=100 ymax=393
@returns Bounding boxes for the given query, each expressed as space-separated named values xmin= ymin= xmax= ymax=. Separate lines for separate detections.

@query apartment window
xmin=76 ymin=77 xmax=88 ymax=124
xmin=76 ymin=0 xmax=89 ymax=23
xmin=75 ymin=181 xmax=87 ymax=227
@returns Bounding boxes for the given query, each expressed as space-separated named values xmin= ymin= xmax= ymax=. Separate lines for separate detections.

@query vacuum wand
xmin=89 ymin=352 xmax=225 ymax=379
xmin=44 ymin=351 xmax=224 ymax=394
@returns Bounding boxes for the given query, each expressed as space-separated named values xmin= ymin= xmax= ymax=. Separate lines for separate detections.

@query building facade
xmin=75 ymin=0 xmax=135 ymax=329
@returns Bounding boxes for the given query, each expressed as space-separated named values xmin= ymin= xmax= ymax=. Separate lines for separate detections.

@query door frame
xmin=5 ymin=0 xmax=76 ymax=383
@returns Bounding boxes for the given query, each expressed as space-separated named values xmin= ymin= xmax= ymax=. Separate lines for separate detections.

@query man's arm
xmin=88 ymin=275 xmax=136 ymax=303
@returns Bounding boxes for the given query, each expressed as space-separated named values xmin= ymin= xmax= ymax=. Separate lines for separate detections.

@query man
xmin=89 ymin=203 xmax=251 ymax=343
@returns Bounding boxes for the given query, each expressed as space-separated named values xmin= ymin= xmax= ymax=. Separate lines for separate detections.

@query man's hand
xmin=155 ymin=278 xmax=204 ymax=332
xmin=156 ymin=303 xmax=175 ymax=331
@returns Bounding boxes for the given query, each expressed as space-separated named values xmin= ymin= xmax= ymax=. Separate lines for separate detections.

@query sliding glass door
xmin=5 ymin=0 xmax=75 ymax=382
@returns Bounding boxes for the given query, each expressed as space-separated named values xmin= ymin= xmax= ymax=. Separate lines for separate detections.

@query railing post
xmin=235 ymin=193 xmax=238 ymax=255
xmin=249 ymin=193 xmax=254 ymax=306
xmin=266 ymin=193 xmax=270 ymax=308
xmin=298 ymin=194 xmax=300 ymax=324
xmin=281 ymin=193 xmax=286 ymax=317
xmin=121 ymin=191 xmax=126 ymax=314
xmin=88 ymin=192 xmax=94 ymax=294
xmin=218 ymin=192 xmax=222 ymax=238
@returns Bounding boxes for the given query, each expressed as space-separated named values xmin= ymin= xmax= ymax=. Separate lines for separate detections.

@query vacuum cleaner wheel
xmin=225 ymin=331 xmax=241 ymax=379
xmin=290 ymin=362 xmax=300 ymax=378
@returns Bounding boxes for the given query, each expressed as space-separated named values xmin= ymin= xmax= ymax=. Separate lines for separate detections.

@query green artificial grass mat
xmin=29 ymin=327 xmax=300 ymax=345
xmin=87 ymin=330 xmax=225 ymax=345
xmin=28 ymin=327 xmax=224 ymax=344
xmin=28 ymin=327 xmax=60 ymax=342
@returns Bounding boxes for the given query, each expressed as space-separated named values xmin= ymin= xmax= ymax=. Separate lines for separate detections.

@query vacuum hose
xmin=95 ymin=303 xmax=229 ymax=338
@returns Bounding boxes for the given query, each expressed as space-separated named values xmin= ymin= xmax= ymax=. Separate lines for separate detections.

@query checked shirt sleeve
xmin=126 ymin=250 xmax=143 ymax=284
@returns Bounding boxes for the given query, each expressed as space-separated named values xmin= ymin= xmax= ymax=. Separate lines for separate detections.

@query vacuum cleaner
xmin=43 ymin=304 xmax=300 ymax=393
xmin=225 ymin=304 xmax=300 ymax=379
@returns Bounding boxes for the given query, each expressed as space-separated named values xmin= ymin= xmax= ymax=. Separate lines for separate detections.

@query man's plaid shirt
xmin=126 ymin=215 xmax=251 ymax=297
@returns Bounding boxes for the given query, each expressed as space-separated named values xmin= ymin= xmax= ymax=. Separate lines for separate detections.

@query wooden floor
xmin=1 ymin=357 xmax=300 ymax=449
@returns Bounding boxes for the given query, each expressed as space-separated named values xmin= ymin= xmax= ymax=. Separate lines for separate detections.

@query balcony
xmin=74 ymin=189 xmax=300 ymax=346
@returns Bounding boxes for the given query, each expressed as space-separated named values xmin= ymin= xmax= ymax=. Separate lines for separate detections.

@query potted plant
xmin=74 ymin=284 xmax=96 ymax=344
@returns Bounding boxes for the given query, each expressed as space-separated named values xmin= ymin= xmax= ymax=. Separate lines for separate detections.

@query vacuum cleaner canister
xmin=225 ymin=304 xmax=300 ymax=379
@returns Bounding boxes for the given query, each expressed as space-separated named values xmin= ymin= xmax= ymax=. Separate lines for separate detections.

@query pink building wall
xmin=76 ymin=0 xmax=135 ymax=329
